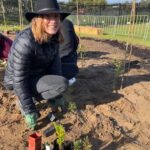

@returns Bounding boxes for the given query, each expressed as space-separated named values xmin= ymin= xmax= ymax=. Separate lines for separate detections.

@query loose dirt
xmin=0 ymin=35 xmax=150 ymax=150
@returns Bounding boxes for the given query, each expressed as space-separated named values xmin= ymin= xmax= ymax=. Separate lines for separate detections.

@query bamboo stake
xmin=121 ymin=0 xmax=136 ymax=89
xmin=18 ymin=0 xmax=21 ymax=30
xmin=0 ymin=0 xmax=6 ymax=31
xmin=30 ymin=0 xmax=33 ymax=12
xmin=20 ymin=0 xmax=23 ymax=29
xmin=76 ymin=0 xmax=80 ymax=38
xmin=18 ymin=0 xmax=23 ymax=30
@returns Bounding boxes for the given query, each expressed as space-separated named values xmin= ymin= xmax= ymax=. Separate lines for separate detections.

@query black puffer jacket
xmin=4 ymin=27 xmax=61 ymax=113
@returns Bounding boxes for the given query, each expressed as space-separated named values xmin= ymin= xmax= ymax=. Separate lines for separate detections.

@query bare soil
xmin=0 ymin=36 xmax=150 ymax=150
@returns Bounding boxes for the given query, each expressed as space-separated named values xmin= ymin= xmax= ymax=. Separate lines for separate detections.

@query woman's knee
xmin=36 ymin=75 xmax=68 ymax=99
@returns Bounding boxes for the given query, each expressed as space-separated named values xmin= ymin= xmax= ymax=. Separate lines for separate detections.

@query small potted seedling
xmin=73 ymin=136 xmax=92 ymax=150
xmin=78 ymin=44 xmax=86 ymax=58
xmin=112 ymin=59 xmax=124 ymax=92
xmin=53 ymin=122 xmax=65 ymax=150
xmin=73 ymin=139 xmax=82 ymax=150
xmin=82 ymin=136 xmax=92 ymax=150
xmin=52 ymin=122 xmax=73 ymax=150
xmin=68 ymin=102 xmax=77 ymax=114
xmin=78 ymin=44 xmax=86 ymax=67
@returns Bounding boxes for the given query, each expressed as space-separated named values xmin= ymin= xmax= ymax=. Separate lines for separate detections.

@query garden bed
xmin=0 ymin=36 xmax=150 ymax=150
xmin=74 ymin=25 xmax=103 ymax=36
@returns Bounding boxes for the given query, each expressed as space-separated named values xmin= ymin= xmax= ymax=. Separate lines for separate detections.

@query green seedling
xmin=73 ymin=139 xmax=83 ymax=150
xmin=113 ymin=59 xmax=124 ymax=78
xmin=68 ymin=102 xmax=77 ymax=113
xmin=112 ymin=59 xmax=124 ymax=92
xmin=77 ymin=44 xmax=86 ymax=67
xmin=78 ymin=44 xmax=86 ymax=59
xmin=82 ymin=136 xmax=92 ymax=150
xmin=53 ymin=122 xmax=65 ymax=150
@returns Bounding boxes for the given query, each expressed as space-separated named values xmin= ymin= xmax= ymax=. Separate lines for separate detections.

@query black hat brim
xmin=25 ymin=10 xmax=70 ymax=22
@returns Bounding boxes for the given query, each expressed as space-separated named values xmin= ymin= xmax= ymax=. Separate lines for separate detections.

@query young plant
xmin=68 ymin=102 xmax=77 ymax=113
xmin=73 ymin=139 xmax=83 ymax=150
xmin=78 ymin=44 xmax=86 ymax=67
xmin=53 ymin=122 xmax=65 ymax=150
xmin=113 ymin=59 xmax=124 ymax=78
xmin=112 ymin=59 xmax=124 ymax=92
xmin=82 ymin=136 xmax=92 ymax=150
xmin=78 ymin=44 xmax=86 ymax=59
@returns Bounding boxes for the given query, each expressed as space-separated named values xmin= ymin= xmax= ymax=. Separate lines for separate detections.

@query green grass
xmin=102 ymin=34 xmax=150 ymax=47
xmin=0 ymin=25 xmax=23 ymax=32
xmin=77 ymin=32 xmax=150 ymax=48
xmin=70 ymin=15 xmax=150 ymax=47
xmin=103 ymin=23 xmax=150 ymax=40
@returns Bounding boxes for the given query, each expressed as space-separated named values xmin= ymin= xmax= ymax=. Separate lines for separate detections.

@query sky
xmin=58 ymin=0 xmax=141 ymax=4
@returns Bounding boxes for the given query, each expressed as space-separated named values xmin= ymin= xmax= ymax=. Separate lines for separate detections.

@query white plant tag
xmin=45 ymin=145 xmax=51 ymax=150
xmin=50 ymin=114 xmax=56 ymax=122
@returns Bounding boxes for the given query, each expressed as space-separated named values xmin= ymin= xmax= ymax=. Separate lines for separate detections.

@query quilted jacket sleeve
xmin=12 ymin=32 xmax=36 ymax=114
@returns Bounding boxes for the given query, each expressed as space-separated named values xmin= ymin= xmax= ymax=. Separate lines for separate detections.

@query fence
xmin=0 ymin=1 xmax=150 ymax=41
xmin=68 ymin=15 xmax=150 ymax=40
xmin=0 ymin=2 xmax=150 ymax=25
xmin=60 ymin=3 xmax=150 ymax=16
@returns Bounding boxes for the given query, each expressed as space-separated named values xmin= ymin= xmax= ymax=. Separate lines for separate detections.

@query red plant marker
xmin=28 ymin=132 xmax=42 ymax=150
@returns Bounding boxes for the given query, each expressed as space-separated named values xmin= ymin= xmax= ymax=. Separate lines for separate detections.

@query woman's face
xmin=42 ymin=13 xmax=60 ymax=35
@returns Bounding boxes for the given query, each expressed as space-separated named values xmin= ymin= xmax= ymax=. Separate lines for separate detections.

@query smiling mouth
xmin=48 ymin=24 xmax=58 ymax=27
xmin=48 ymin=25 xmax=58 ymax=29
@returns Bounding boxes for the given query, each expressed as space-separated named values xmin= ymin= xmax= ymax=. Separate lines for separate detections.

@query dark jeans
xmin=5 ymin=75 xmax=68 ymax=114
xmin=30 ymin=75 xmax=68 ymax=100
xmin=61 ymin=51 xmax=79 ymax=79
xmin=5 ymin=75 xmax=68 ymax=102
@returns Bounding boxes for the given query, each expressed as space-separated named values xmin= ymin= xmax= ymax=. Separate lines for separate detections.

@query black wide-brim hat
xmin=25 ymin=0 xmax=70 ymax=22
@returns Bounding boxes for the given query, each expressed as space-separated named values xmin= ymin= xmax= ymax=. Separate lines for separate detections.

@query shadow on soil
xmin=64 ymin=61 xmax=148 ymax=149
xmin=72 ymin=62 xmax=149 ymax=110
xmin=78 ymin=51 xmax=109 ymax=60
xmin=81 ymin=37 xmax=150 ymax=60
xmin=36 ymin=50 xmax=149 ymax=131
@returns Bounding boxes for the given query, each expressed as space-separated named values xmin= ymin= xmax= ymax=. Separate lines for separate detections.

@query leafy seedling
xmin=53 ymin=122 xmax=65 ymax=150
xmin=68 ymin=102 xmax=77 ymax=113
xmin=113 ymin=59 xmax=124 ymax=92
xmin=82 ymin=136 xmax=92 ymax=150
xmin=78 ymin=44 xmax=86 ymax=67
xmin=113 ymin=59 xmax=124 ymax=77
xmin=73 ymin=139 xmax=83 ymax=150
xmin=78 ymin=44 xmax=86 ymax=58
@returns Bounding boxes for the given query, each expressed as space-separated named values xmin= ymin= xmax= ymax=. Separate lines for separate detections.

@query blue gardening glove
xmin=25 ymin=112 xmax=38 ymax=130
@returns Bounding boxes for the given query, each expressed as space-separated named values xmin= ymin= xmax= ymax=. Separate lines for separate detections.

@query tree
xmin=140 ymin=0 xmax=149 ymax=4
xmin=70 ymin=0 xmax=107 ymax=5
xmin=93 ymin=0 xmax=107 ymax=5
xmin=0 ymin=0 xmax=6 ymax=30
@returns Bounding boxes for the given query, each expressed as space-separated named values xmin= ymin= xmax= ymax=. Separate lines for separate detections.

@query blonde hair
xmin=31 ymin=16 xmax=63 ymax=44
